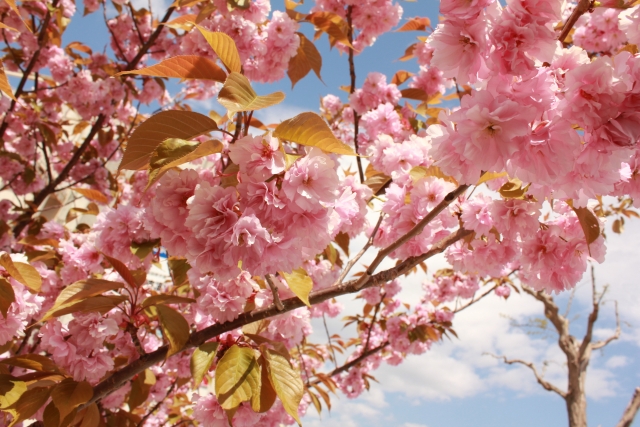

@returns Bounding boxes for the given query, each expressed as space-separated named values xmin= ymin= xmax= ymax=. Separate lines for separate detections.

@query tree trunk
xmin=566 ymin=358 xmax=588 ymax=427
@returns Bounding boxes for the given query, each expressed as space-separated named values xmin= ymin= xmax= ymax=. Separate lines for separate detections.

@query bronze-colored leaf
xmin=0 ymin=60 xmax=16 ymax=101
xmin=215 ymin=345 xmax=260 ymax=411
xmin=287 ymin=32 xmax=322 ymax=88
xmin=391 ymin=70 xmax=413 ymax=86
xmin=251 ymin=356 xmax=277 ymax=413
xmin=51 ymin=379 xmax=93 ymax=420
xmin=102 ymin=253 xmax=144 ymax=288
xmin=116 ymin=56 xmax=226 ymax=82
xmin=263 ymin=348 xmax=303 ymax=425
xmin=119 ymin=110 xmax=218 ymax=171
xmin=0 ymin=277 xmax=15 ymax=318
xmin=396 ymin=17 xmax=431 ymax=32
xmin=573 ymin=207 xmax=601 ymax=245
xmin=41 ymin=278 xmax=124 ymax=321
xmin=156 ymin=304 xmax=190 ymax=356
xmin=168 ymin=257 xmax=191 ymax=287
xmin=141 ymin=295 xmax=195 ymax=309
xmin=195 ymin=26 xmax=242 ymax=73
xmin=273 ymin=112 xmax=355 ymax=155
xmin=409 ymin=166 xmax=458 ymax=186
xmin=0 ymin=253 xmax=41 ymax=293
xmin=0 ymin=355 xmax=60 ymax=373
xmin=47 ymin=295 xmax=128 ymax=318
xmin=218 ymin=72 xmax=285 ymax=116
xmin=71 ymin=187 xmax=109 ymax=204
xmin=6 ymin=386 xmax=51 ymax=427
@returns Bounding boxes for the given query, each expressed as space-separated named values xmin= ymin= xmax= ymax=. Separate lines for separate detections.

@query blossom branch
xmin=265 ymin=274 xmax=284 ymax=311
xmin=310 ymin=341 xmax=389 ymax=386
xmin=591 ymin=301 xmax=620 ymax=350
xmin=354 ymin=184 xmax=469 ymax=289
xmin=489 ymin=354 xmax=567 ymax=398
xmin=0 ymin=0 xmax=61 ymax=144
xmin=11 ymin=6 xmax=176 ymax=237
xmin=81 ymin=227 xmax=471 ymax=409
xmin=334 ymin=212 xmax=384 ymax=286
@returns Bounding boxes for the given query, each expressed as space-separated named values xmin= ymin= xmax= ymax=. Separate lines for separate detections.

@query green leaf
xmin=0 ymin=277 xmax=15 ymax=318
xmin=0 ymin=355 xmax=60 ymax=373
xmin=280 ymin=269 xmax=313 ymax=307
xmin=147 ymin=138 xmax=224 ymax=189
xmin=215 ymin=345 xmax=260 ymax=411
xmin=273 ymin=112 xmax=355 ymax=156
xmin=190 ymin=341 xmax=219 ymax=387
xmin=157 ymin=304 xmax=190 ymax=356
xmin=116 ymin=55 xmax=227 ymax=82
xmin=251 ymin=356 xmax=277 ymax=413
xmin=195 ymin=26 xmax=242 ymax=73
xmin=0 ymin=253 xmax=42 ymax=293
xmin=573 ymin=207 xmax=601 ymax=245
xmin=119 ymin=110 xmax=218 ymax=171
xmin=264 ymin=348 xmax=304 ymax=425
xmin=51 ymin=379 xmax=93 ymax=420
xmin=141 ymin=295 xmax=195 ymax=309
xmin=218 ymin=72 xmax=285 ymax=116
xmin=0 ymin=378 xmax=27 ymax=409
xmin=6 ymin=386 xmax=51 ymax=427
xmin=168 ymin=257 xmax=191 ymax=287
xmin=41 ymin=279 xmax=124 ymax=321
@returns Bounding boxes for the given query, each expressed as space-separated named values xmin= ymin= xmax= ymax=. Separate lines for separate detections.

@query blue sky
xmin=15 ymin=0 xmax=640 ymax=425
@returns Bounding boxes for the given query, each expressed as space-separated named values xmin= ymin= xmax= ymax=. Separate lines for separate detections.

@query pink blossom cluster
xmin=312 ymin=0 xmax=403 ymax=51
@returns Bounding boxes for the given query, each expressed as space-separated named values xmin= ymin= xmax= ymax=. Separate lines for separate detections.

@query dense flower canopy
xmin=0 ymin=0 xmax=639 ymax=426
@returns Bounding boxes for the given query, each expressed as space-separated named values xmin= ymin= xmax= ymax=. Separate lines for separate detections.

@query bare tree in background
xmin=493 ymin=267 xmax=640 ymax=427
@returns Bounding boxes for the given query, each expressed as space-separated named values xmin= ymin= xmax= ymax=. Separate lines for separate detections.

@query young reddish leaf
xmin=396 ymin=17 xmax=431 ymax=32
xmin=280 ymin=269 xmax=313 ymax=307
xmin=573 ymin=207 xmax=601 ymax=245
xmin=0 ymin=355 xmax=60 ymax=373
xmin=116 ymin=56 xmax=226 ymax=82
xmin=190 ymin=341 xmax=219 ymax=387
xmin=215 ymin=345 xmax=260 ymax=412
xmin=102 ymin=254 xmax=143 ymax=288
xmin=119 ymin=110 xmax=218 ymax=171
xmin=0 ymin=22 xmax=19 ymax=32
xmin=0 ymin=277 xmax=15 ymax=318
xmin=0 ymin=61 xmax=16 ymax=101
xmin=264 ymin=348 xmax=304 ymax=425
xmin=499 ymin=179 xmax=528 ymax=199
xmin=273 ymin=112 xmax=355 ymax=155
xmin=195 ymin=26 xmax=242 ymax=73
xmin=156 ymin=304 xmax=190 ymax=356
xmin=307 ymin=390 xmax=321 ymax=414
xmin=251 ymin=356 xmax=277 ymax=413
xmin=146 ymin=138 xmax=224 ymax=188
xmin=305 ymin=12 xmax=352 ymax=48
xmin=334 ymin=232 xmax=350 ymax=257
xmin=288 ymin=32 xmax=323 ymax=88
xmin=128 ymin=369 xmax=155 ymax=409
xmin=399 ymin=43 xmax=416 ymax=61
xmin=6 ymin=386 xmax=51 ymax=427
xmin=51 ymin=379 xmax=93 ymax=420
xmin=401 ymin=88 xmax=429 ymax=101
xmin=218 ymin=72 xmax=285 ymax=116
xmin=141 ymin=295 xmax=195 ymax=309
xmin=0 ymin=253 xmax=42 ymax=293
xmin=0 ymin=378 xmax=27 ymax=409
xmin=71 ymin=187 xmax=109 ymax=204
xmin=41 ymin=278 xmax=124 ymax=321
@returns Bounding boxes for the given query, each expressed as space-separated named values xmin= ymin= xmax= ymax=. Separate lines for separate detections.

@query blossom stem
xmin=265 ymin=274 xmax=284 ymax=311
xmin=558 ymin=0 xmax=593 ymax=43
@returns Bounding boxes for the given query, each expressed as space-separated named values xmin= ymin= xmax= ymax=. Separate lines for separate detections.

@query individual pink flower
xmin=229 ymin=134 xmax=285 ymax=182
xmin=282 ymin=147 xmax=339 ymax=213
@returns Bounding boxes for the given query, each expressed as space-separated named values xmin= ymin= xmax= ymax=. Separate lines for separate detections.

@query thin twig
xmin=322 ymin=314 xmax=338 ymax=368
xmin=310 ymin=342 xmax=389 ymax=386
xmin=346 ymin=6 xmax=365 ymax=184
xmin=558 ymin=0 xmax=592 ymax=43
xmin=334 ymin=212 xmax=385 ymax=286
xmin=488 ymin=354 xmax=566 ymax=397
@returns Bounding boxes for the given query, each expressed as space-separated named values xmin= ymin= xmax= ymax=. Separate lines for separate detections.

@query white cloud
xmin=605 ymin=355 xmax=629 ymax=369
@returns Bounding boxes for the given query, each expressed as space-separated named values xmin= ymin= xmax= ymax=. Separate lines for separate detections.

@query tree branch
xmin=558 ymin=0 xmax=592 ymax=43
xmin=578 ymin=265 xmax=600 ymax=358
xmin=591 ymin=301 xmax=620 ymax=350
xmin=490 ymin=354 xmax=567 ymax=398
xmin=346 ymin=5 xmax=364 ymax=184
xmin=354 ymin=184 xmax=469 ymax=289
xmin=80 ymin=227 xmax=471 ymax=409
xmin=616 ymin=388 xmax=640 ymax=427
xmin=333 ymin=212 xmax=384 ymax=286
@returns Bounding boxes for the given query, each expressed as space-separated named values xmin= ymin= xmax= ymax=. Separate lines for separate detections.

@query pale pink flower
xmin=229 ymin=134 xmax=285 ymax=181
xmin=282 ymin=148 xmax=339 ymax=212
